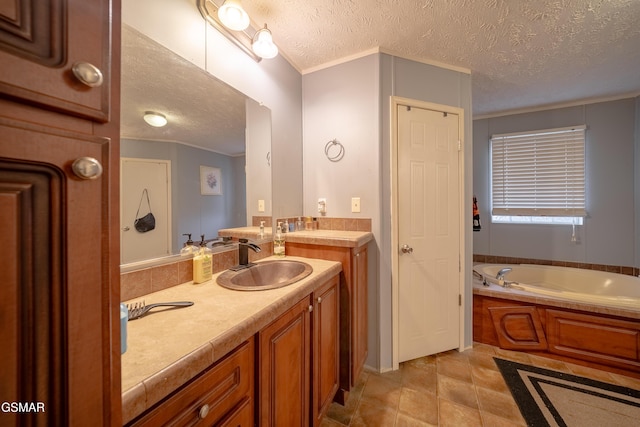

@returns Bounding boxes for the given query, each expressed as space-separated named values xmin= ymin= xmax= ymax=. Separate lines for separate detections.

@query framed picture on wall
xmin=200 ymin=166 xmax=222 ymax=195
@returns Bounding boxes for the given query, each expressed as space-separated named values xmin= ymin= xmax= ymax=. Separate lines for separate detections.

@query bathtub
xmin=473 ymin=263 xmax=640 ymax=310
xmin=473 ymin=263 xmax=640 ymax=375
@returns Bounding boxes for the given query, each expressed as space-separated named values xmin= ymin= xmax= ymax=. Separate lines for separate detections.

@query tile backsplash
xmin=121 ymin=241 xmax=273 ymax=301
xmin=473 ymin=254 xmax=639 ymax=277
xmin=275 ymin=216 xmax=372 ymax=232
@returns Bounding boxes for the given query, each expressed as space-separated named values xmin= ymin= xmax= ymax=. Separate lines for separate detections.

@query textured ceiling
xmin=121 ymin=1 xmax=640 ymax=154
xmin=243 ymin=0 xmax=640 ymax=116
xmin=121 ymin=26 xmax=247 ymax=156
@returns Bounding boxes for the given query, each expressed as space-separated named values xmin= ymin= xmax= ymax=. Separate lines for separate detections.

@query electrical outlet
xmin=258 ymin=199 xmax=265 ymax=212
xmin=351 ymin=197 xmax=361 ymax=213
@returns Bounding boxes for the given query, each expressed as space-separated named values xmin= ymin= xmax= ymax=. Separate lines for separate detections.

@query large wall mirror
xmin=120 ymin=25 xmax=272 ymax=266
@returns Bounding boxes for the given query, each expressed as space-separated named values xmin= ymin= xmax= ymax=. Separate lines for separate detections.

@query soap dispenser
xmin=180 ymin=233 xmax=198 ymax=256
xmin=193 ymin=236 xmax=213 ymax=284
xmin=274 ymin=222 xmax=285 ymax=257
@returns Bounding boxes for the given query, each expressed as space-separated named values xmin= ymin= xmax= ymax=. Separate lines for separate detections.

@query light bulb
xmin=252 ymin=25 xmax=278 ymax=59
xmin=218 ymin=0 xmax=250 ymax=31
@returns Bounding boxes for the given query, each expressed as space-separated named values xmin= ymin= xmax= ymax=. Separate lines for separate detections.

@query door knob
xmin=401 ymin=244 xmax=413 ymax=254
xmin=71 ymin=157 xmax=103 ymax=179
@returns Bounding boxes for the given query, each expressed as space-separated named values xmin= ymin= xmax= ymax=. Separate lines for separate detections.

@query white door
xmin=121 ymin=158 xmax=171 ymax=264
xmin=397 ymin=104 xmax=461 ymax=362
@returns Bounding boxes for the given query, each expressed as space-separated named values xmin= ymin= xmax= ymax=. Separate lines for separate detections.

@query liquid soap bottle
xmin=258 ymin=220 xmax=265 ymax=239
xmin=274 ymin=222 xmax=285 ymax=257
xmin=193 ymin=237 xmax=213 ymax=284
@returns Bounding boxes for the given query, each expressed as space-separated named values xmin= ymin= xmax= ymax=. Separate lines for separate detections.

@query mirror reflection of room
xmin=120 ymin=26 xmax=272 ymax=264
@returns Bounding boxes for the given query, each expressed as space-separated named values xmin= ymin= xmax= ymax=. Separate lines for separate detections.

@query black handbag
xmin=134 ymin=189 xmax=156 ymax=233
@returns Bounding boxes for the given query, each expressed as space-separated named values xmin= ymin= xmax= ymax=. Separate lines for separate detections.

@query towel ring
xmin=324 ymin=139 xmax=345 ymax=162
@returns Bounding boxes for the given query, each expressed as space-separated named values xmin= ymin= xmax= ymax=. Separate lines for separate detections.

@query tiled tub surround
xmin=121 ymin=256 xmax=342 ymax=424
xmin=473 ymin=254 xmax=640 ymax=277
xmin=121 ymin=241 xmax=273 ymax=301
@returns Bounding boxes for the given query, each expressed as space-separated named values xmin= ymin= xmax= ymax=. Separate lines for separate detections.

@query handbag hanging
xmin=134 ymin=188 xmax=156 ymax=233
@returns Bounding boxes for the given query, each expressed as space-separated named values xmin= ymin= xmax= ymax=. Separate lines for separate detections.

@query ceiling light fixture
xmin=217 ymin=0 xmax=250 ymax=31
xmin=252 ymin=24 xmax=278 ymax=59
xmin=143 ymin=111 xmax=168 ymax=127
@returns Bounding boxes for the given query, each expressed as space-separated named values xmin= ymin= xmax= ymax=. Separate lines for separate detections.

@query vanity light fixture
xmin=252 ymin=24 xmax=278 ymax=59
xmin=197 ymin=0 xmax=279 ymax=62
xmin=143 ymin=111 xmax=168 ymax=127
xmin=217 ymin=0 xmax=250 ymax=31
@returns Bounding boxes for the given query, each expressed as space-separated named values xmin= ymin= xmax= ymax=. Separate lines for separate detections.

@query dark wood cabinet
xmin=0 ymin=0 xmax=121 ymax=425
xmin=0 ymin=0 xmax=113 ymax=121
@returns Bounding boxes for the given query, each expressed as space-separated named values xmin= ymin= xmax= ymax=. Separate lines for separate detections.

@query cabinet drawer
xmin=130 ymin=338 xmax=254 ymax=426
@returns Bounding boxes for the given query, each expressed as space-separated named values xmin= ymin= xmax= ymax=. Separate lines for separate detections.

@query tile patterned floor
xmin=320 ymin=343 xmax=640 ymax=427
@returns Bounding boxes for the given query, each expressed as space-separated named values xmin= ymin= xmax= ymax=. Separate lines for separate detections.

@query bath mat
xmin=494 ymin=358 xmax=640 ymax=427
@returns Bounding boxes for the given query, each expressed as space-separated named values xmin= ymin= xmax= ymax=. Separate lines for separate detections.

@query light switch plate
xmin=351 ymin=197 xmax=361 ymax=213
xmin=258 ymin=199 xmax=265 ymax=212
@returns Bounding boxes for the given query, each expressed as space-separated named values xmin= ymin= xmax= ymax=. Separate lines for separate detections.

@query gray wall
xmin=303 ymin=53 xmax=473 ymax=371
xmin=121 ymin=139 xmax=246 ymax=254
xmin=473 ymin=97 xmax=638 ymax=267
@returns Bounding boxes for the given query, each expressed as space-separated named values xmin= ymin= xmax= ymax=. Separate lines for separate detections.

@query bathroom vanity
xmin=121 ymin=257 xmax=342 ymax=426
xmin=284 ymin=230 xmax=373 ymax=403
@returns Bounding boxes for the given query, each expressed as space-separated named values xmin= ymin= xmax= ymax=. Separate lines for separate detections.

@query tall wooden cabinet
xmin=0 ymin=0 xmax=121 ymax=425
xmin=287 ymin=242 xmax=369 ymax=403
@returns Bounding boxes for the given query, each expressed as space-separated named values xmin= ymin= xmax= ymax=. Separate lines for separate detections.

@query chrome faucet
xmin=237 ymin=238 xmax=261 ymax=268
xmin=496 ymin=267 xmax=512 ymax=287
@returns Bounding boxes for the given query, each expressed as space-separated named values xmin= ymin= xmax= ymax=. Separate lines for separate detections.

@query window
xmin=490 ymin=126 xmax=586 ymax=224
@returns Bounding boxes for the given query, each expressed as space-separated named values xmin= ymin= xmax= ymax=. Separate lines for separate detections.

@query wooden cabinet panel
xmin=258 ymin=297 xmax=311 ymax=427
xmin=0 ymin=0 xmax=120 ymax=424
xmin=312 ymin=276 xmax=340 ymax=426
xmin=0 ymin=0 xmax=112 ymax=121
xmin=546 ymin=310 xmax=640 ymax=370
xmin=286 ymin=242 xmax=369 ymax=403
xmin=130 ymin=339 xmax=254 ymax=427
xmin=351 ymin=246 xmax=368 ymax=387
xmin=0 ymin=117 xmax=113 ymax=425
xmin=487 ymin=306 xmax=548 ymax=350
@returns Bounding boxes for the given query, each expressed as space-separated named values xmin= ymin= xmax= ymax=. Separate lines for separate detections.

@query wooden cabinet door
xmin=258 ymin=297 xmax=311 ymax=427
xmin=312 ymin=276 xmax=340 ymax=426
xmin=0 ymin=0 xmax=112 ymax=121
xmin=130 ymin=339 xmax=254 ymax=427
xmin=351 ymin=246 xmax=368 ymax=387
xmin=0 ymin=117 xmax=113 ymax=425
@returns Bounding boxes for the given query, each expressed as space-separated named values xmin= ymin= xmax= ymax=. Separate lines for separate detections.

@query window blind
xmin=491 ymin=126 xmax=586 ymax=217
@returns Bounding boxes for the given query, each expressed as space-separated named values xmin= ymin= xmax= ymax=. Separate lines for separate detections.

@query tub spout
xmin=496 ymin=267 xmax=512 ymax=287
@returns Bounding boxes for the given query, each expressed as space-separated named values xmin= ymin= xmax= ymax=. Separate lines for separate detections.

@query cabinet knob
xmin=71 ymin=157 xmax=103 ymax=180
xmin=308 ymin=305 xmax=313 ymax=312
xmin=72 ymin=62 xmax=104 ymax=87
xmin=317 ymin=297 xmax=322 ymax=303
xmin=198 ymin=403 xmax=210 ymax=419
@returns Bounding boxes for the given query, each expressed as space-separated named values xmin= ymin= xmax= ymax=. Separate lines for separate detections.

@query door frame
xmin=390 ymin=96 xmax=466 ymax=370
